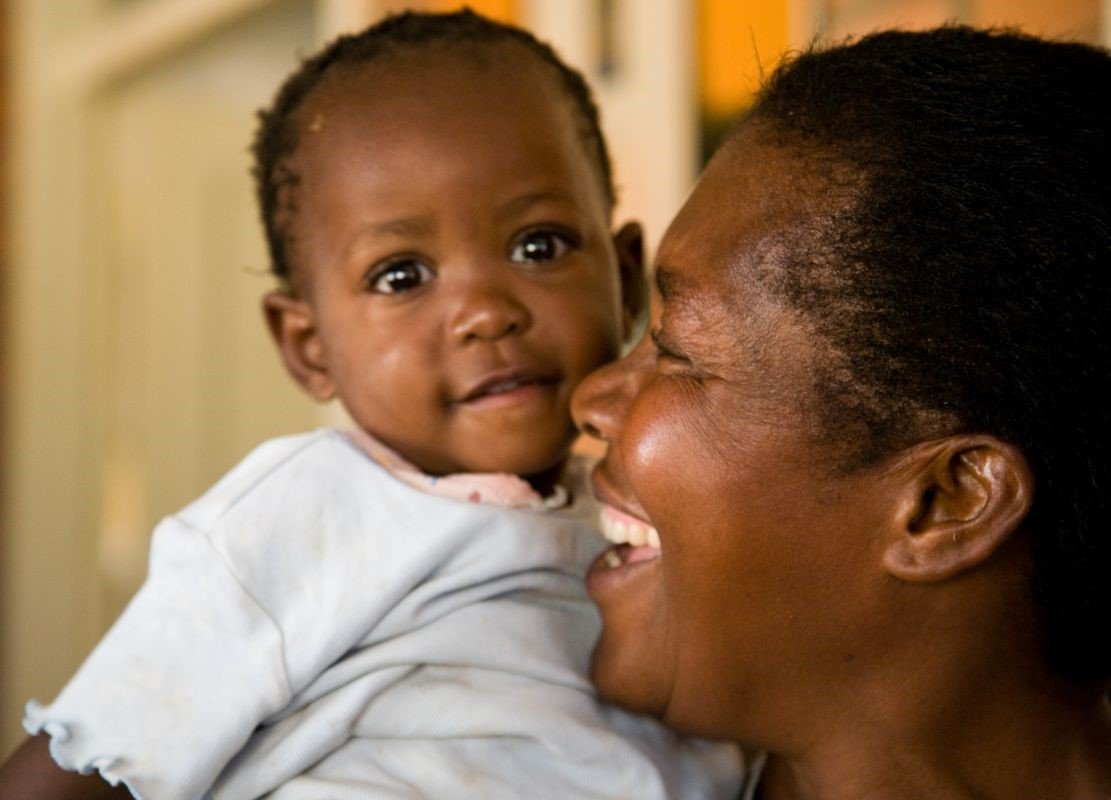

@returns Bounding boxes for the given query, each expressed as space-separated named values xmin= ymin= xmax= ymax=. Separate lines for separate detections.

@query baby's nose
xmin=449 ymin=283 xmax=531 ymax=343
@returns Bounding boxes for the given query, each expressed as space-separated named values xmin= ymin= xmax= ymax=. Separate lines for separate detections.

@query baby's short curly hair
xmin=250 ymin=9 xmax=615 ymax=281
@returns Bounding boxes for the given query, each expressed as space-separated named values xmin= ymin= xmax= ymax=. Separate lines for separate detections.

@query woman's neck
xmin=737 ymin=544 xmax=1111 ymax=800
xmin=757 ymin=671 xmax=1111 ymax=800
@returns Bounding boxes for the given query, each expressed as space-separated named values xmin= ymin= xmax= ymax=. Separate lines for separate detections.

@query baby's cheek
xmin=576 ymin=313 xmax=624 ymax=374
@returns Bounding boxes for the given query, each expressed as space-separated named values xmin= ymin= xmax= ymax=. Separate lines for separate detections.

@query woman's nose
xmin=571 ymin=334 xmax=652 ymax=443
xmin=448 ymin=283 xmax=531 ymax=343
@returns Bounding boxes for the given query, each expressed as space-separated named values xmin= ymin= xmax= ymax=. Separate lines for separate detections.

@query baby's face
xmin=269 ymin=47 xmax=631 ymax=483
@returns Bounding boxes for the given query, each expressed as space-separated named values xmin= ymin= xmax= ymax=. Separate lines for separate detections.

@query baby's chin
xmin=460 ymin=447 xmax=567 ymax=488
xmin=371 ymin=421 xmax=577 ymax=487
xmin=458 ymin=433 xmax=576 ymax=478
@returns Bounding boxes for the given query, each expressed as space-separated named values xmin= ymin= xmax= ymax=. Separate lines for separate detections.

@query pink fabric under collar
xmin=345 ymin=428 xmax=568 ymax=511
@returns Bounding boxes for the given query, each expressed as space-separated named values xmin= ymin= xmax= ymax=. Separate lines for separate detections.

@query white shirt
xmin=26 ymin=430 xmax=742 ymax=799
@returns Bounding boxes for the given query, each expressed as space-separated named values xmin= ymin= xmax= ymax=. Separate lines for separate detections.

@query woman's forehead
xmin=693 ymin=144 xmax=793 ymax=237
xmin=662 ymin=129 xmax=865 ymax=315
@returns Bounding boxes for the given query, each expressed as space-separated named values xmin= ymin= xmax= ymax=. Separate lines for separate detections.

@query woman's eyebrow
xmin=654 ymin=267 xmax=674 ymax=300
xmin=655 ymin=266 xmax=688 ymax=302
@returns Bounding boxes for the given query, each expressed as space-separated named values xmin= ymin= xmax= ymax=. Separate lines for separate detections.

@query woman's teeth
xmin=597 ymin=506 xmax=663 ymax=572
xmin=600 ymin=506 xmax=661 ymax=549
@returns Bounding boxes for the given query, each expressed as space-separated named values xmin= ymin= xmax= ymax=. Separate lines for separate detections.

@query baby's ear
xmin=262 ymin=291 xmax=336 ymax=402
xmin=612 ymin=222 xmax=647 ymax=341
xmin=882 ymin=435 xmax=1034 ymax=582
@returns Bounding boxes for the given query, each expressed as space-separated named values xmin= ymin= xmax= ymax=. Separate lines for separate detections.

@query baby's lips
xmin=457 ymin=366 xmax=557 ymax=403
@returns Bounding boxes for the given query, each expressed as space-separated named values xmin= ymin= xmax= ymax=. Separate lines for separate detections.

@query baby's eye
xmin=508 ymin=229 xmax=577 ymax=264
xmin=367 ymin=259 xmax=435 ymax=294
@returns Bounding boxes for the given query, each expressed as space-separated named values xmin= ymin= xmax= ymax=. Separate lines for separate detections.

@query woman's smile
xmin=599 ymin=503 xmax=662 ymax=550
xmin=587 ymin=504 xmax=663 ymax=595
xmin=585 ymin=458 xmax=661 ymax=579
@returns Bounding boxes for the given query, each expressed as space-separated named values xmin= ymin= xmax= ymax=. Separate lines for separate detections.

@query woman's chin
xmin=586 ymin=545 xmax=674 ymax=719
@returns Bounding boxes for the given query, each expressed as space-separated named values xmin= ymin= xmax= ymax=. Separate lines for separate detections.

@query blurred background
xmin=0 ymin=0 xmax=1107 ymax=757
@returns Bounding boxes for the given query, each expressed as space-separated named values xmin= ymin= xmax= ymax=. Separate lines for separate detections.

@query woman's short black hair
xmin=744 ymin=27 xmax=1111 ymax=681
xmin=251 ymin=9 xmax=616 ymax=281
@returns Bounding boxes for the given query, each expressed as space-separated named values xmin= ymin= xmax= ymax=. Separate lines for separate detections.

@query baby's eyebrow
xmin=360 ymin=216 xmax=437 ymax=238
xmin=495 ymin=189 xmax=576 ymax=222
xmin=339 ymin=216 xmax=436 ymax=265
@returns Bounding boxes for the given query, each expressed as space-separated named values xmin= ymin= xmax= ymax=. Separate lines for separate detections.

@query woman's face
xmin=571 ymin=131 xmax=901 ymax=744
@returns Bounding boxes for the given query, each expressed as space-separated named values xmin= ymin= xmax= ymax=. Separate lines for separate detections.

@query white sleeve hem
xmin=23 ymin=701 xmax=142 ymax=798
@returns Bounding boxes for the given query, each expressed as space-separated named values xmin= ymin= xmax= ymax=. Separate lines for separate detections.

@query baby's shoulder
xmin=176 ymin=429 xmax=378 ymax=530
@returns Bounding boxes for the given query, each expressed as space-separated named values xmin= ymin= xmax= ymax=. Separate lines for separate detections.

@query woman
xmin=573 ymin=26 xmax=1111 ymax=799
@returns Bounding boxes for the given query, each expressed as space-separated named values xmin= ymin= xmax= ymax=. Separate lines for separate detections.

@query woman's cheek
xmin=625 ymin=388 xmax=717 ymax=538
xmin=624 ymin=391 xmax=690 ymax=498
xmin=619 ymin=388 xmax=746 ymax=730
xmin=587 ymin=391 xmax=689 ymax=718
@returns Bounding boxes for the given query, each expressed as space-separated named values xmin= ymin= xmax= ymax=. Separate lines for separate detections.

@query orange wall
xmin=973 ymin=0 xmax=1099 ymax=40
xmin=698 ymin=0 xmax=790 ymax=118
xmin=823 ymin=0 xmax=1101 ymax=43
xmin=419 ymin=0 xmax=517 ymax=23
xmin=699 ymin=0 xmax=1102 ymax=123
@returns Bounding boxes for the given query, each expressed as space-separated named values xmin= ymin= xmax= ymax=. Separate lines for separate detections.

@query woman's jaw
xmin=576 ymin=467 xmax=676 ymax=718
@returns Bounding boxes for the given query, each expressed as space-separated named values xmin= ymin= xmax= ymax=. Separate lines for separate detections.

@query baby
xmin=2 ymin=11 xmax=741 ymax=800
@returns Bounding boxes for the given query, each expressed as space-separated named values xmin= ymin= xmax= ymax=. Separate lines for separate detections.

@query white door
xmin=0 ymin=0 xmax=390 ymax=755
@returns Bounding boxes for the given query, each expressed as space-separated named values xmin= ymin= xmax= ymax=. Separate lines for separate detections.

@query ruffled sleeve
xmin=23 ymin=515 xmax=291 ymax=800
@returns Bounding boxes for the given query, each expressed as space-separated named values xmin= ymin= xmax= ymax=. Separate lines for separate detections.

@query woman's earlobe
xmin=611 ymin=221 xmax=647 ymax=340
xmin=882 ymin=437 xmax=1034 ymax=582
xmin=261 ymin=290 xmax=337 ymax=402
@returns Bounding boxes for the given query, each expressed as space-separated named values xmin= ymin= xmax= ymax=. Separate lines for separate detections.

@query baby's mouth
xmin=474 ymin=376 xmax=541 ymax=396
xmin=599 ymin=504 xmax=661 ymax=568
xmin=457 ymin=369 xmax=558 ymax=405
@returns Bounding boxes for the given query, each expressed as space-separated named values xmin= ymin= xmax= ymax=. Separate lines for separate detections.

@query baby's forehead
xmin=305 ymin=40 xmax=560 ymax=110
xmin=289 ymin=50 xmax=585 ymax=179
xmin=288 ymin=46 xmax=607 ymax=191
xmin=289 ymin=44 xmax=585 ymax=174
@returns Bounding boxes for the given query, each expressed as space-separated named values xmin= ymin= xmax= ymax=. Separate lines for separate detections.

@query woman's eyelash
xmin=650 ymin=329 xmax=689 ymax=362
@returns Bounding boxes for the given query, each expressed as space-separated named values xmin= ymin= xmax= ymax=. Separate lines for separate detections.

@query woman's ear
xmin=882 ymin=436 xmax=1034 ymax=582
xmin=612 ymin=221 xmax=647 ymax=341
xmin=262 ymin=291 xmax=336 ymax=402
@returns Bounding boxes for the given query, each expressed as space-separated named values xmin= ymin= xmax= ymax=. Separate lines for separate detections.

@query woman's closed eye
xmin=366 ymin=258 xmax=436 ymax=294
xmin=508 ymin=227 xmax=579 ymax=265
xmin=650 ymin=328 xmax=690 ymax=364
